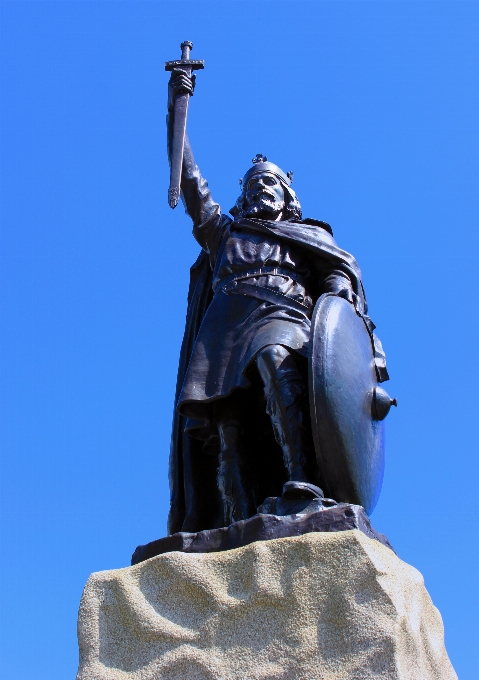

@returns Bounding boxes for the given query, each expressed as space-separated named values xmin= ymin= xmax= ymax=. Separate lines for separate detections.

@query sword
xmin=165 ymin=41 xmax=204 ymax=209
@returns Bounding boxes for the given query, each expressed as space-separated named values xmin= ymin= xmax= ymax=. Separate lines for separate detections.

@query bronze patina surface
xmin=162 ymin=44 xmax=395 ymax=541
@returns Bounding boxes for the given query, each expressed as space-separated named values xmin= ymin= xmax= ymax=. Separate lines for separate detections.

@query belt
xmin=213 ymin=266 xmax=306 ymax=293
xmin=224 ymin=283 xmax=312 ymax=315
xmin=215 ymin=267 xmax=312 ymax=315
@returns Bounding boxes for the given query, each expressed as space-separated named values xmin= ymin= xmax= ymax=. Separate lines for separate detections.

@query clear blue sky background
xmin=1 ymin=2 xmax=478 ymax=678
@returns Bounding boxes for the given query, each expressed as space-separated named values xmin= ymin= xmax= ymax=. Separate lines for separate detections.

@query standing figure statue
xmin=166 ymin=50 xmax=395 ymax=536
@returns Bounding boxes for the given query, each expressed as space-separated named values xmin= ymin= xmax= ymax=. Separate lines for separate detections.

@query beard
xmin=244 ymin=192 xmax=285 ymax=218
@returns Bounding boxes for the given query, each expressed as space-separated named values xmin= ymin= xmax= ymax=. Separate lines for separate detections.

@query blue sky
xmin=1 ymin=2 xmax=478 ymax=678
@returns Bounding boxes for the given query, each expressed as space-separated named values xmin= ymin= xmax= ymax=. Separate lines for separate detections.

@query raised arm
xmin=167 ymin=71 xmax=221 ymax=233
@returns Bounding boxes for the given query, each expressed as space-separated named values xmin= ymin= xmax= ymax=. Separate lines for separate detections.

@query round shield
xmin=308 ymin=294 xmax=385 ymax=514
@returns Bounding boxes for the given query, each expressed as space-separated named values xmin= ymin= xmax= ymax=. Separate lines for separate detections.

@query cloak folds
xmin=167 ymin=218 xmax=389 ymax=535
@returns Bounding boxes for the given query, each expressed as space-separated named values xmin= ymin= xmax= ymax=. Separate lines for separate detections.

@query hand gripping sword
xmin=165 ymin=41 xmax=204 ymax=209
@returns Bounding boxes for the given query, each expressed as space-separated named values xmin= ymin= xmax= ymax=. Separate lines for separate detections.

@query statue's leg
xmin=256 ymin=344 xmax=321 ymax=496
xmin=215 ymin=401 xmax=256 ymax=525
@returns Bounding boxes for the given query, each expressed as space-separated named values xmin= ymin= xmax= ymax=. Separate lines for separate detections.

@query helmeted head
xmin=230 ymin=154 xmax=302 ymax=221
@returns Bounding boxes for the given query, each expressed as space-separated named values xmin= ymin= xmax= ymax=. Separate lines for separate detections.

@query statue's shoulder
xmin=300 ymin=218 xmax=334 ymax=237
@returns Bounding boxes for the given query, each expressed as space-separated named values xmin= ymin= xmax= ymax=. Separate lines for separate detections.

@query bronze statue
xmin=166 ymin=44 xmax=395 ymax=537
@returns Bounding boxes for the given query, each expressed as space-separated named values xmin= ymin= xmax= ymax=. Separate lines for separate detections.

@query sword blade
xmin=168 ymin=92 xmax=190 ymax=209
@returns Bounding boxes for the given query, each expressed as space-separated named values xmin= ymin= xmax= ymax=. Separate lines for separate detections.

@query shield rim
xmin=308 ymin=293 xmax=385 ymax=513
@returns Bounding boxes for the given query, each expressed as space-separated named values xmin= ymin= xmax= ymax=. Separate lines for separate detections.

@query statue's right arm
xmin=167 ymin=71 xmax=225 ymax=259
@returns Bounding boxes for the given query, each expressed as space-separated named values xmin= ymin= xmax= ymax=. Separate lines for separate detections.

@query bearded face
xmin=243 ymin=172 xmax=285 ymax=220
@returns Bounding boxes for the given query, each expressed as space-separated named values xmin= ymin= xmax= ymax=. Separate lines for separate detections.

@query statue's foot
xmin=282 ymin=481 xmax=324 ymax=500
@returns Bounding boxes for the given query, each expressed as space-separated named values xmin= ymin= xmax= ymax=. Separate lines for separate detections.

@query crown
xmin=239 ymin=154 xmax=293 ymax=187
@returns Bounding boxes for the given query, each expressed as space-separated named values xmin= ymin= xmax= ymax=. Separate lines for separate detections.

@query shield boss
xmin=309 ymin=294 xmax=385 ymax=514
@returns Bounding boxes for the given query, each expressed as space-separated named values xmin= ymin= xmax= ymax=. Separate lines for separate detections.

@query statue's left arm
xmin=317 ymin=262 xmax=366 ymax=310
xmin=321 ymin=269 xmax=353 ymax=296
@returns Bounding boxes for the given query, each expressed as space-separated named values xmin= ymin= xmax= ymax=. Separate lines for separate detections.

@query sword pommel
xmin=180 ymin=41 xmax=193 ymax=60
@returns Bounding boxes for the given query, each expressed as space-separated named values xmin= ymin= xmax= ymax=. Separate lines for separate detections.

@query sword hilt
xmin=165 ymin=41 xmax=204 ymax=73
xmin=181 ymin=41 xmax=192 ymax=60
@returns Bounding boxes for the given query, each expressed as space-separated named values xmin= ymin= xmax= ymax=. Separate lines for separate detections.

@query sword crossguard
xmin=165 ymin=41 xmax=204 ymax=73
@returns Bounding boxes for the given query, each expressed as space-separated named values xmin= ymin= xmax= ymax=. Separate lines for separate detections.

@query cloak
xmin=167 ymin=217 xmax=388 ymax=535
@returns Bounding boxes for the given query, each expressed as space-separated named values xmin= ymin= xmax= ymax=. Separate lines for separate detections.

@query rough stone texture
xmin=77 ymin=530 xmax=457 ymax=680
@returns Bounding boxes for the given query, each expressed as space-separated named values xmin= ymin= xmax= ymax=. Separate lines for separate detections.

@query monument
xmin=76 ymin=43 xmax=457 ymax=679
